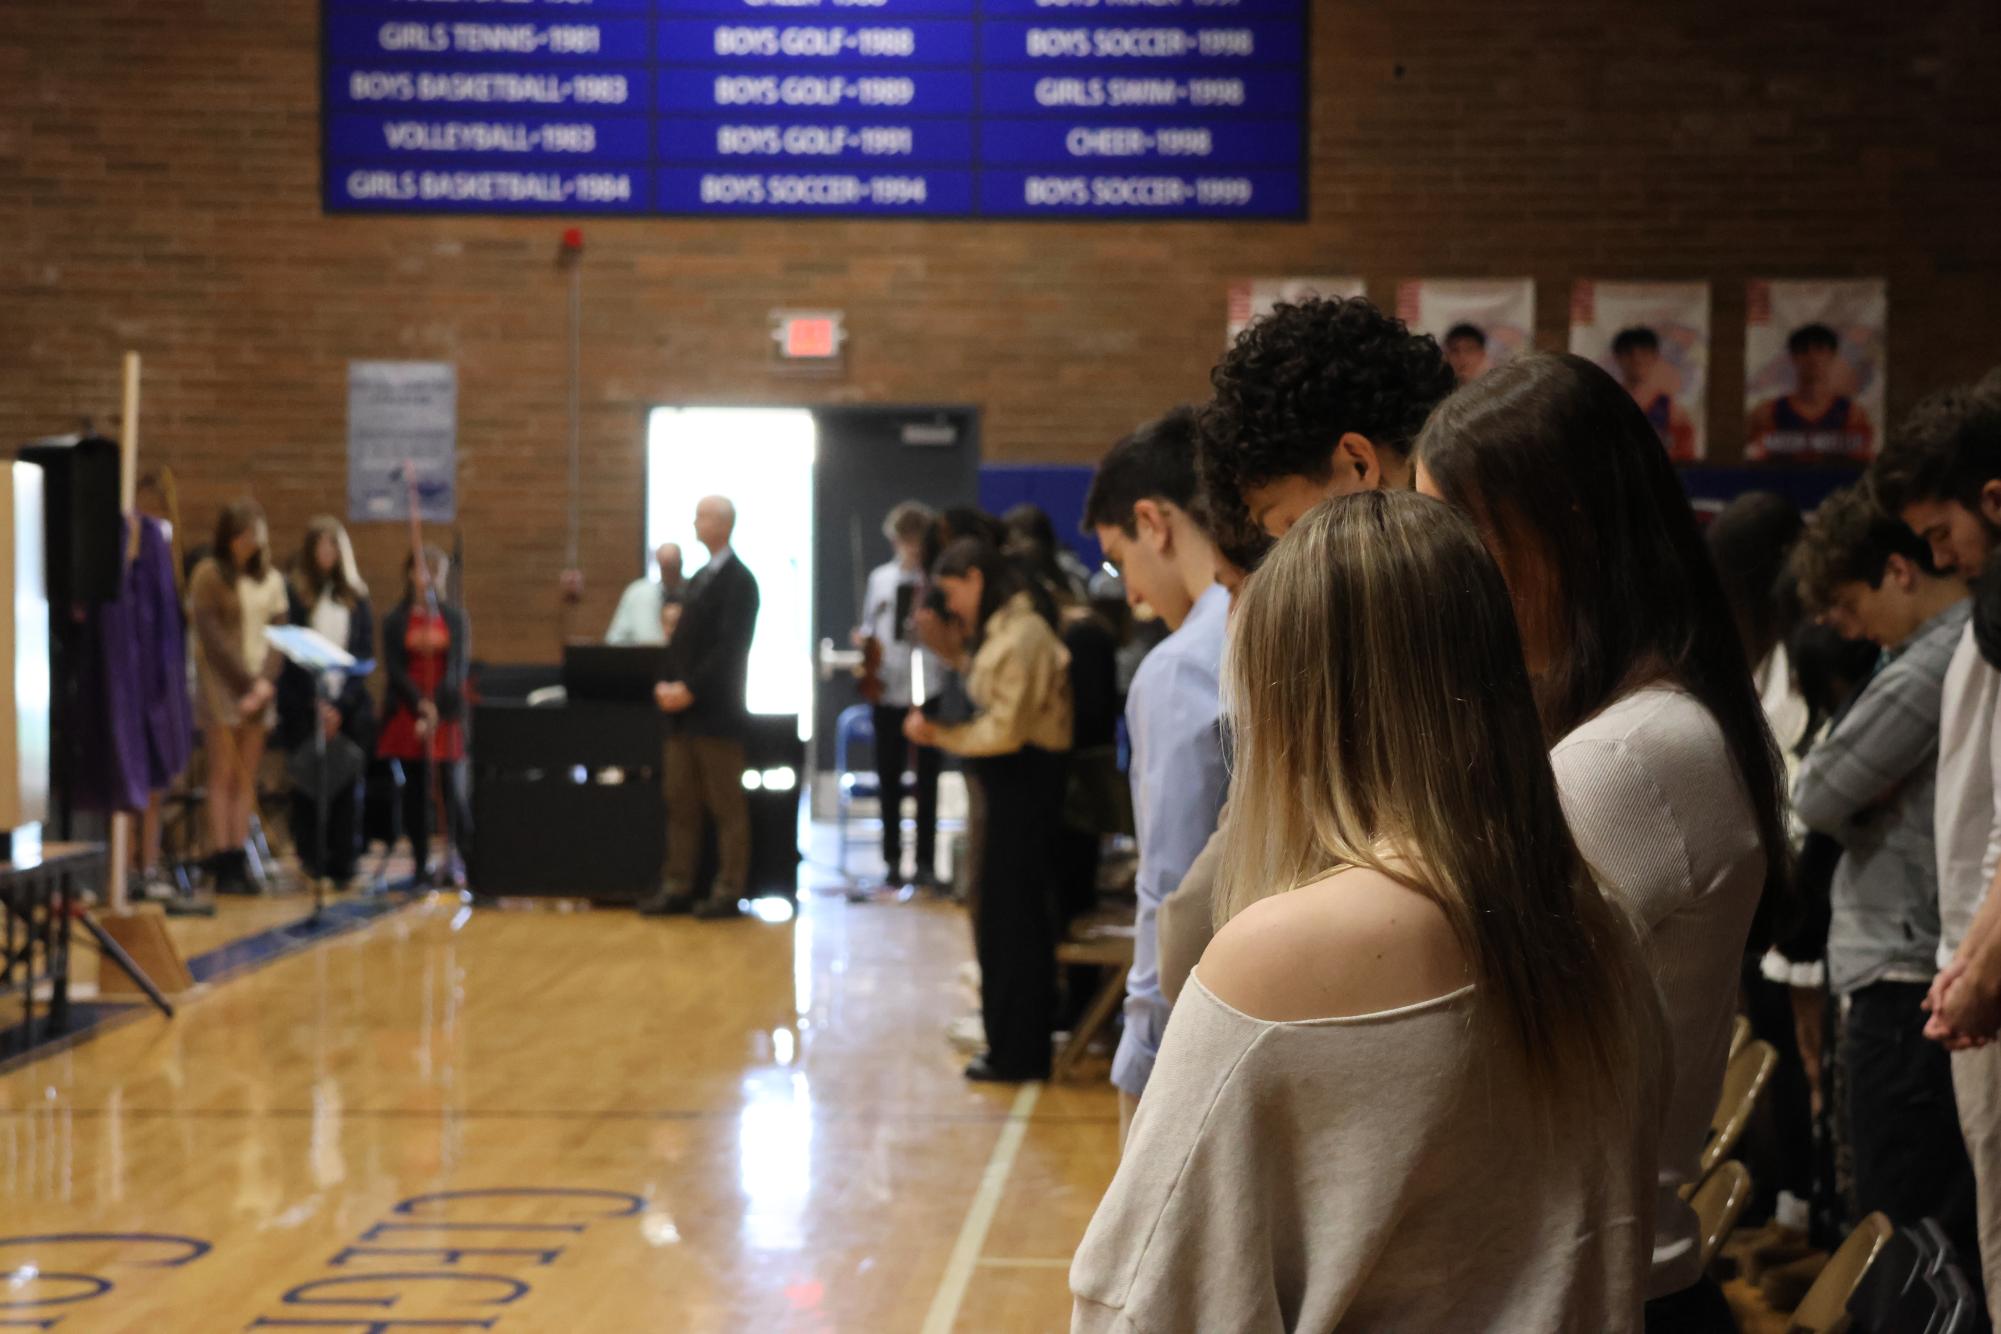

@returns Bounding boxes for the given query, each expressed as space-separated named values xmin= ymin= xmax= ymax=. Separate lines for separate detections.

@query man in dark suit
xmin=640 ymin=495 xmax=761 ymax=920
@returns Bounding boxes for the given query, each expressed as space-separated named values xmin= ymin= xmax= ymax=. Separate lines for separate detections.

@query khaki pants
xmin=663 ymin=734 xmax=751 ymax=902
xmin=1118 ymin=1090 xmax=1137 ymax=1154
xmin=1953 ymin=1042 xmax=2001 ymax=1322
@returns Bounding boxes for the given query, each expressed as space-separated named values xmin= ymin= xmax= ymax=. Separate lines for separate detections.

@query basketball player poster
xmin=1744 ymin=279 xmax=1886 ymax=463
xmin=1398 ymin=279 xmax=1535 ymax=385
xmin=1226 ymin=276 xmax=1365 ymax=347
xmin=1570 ymin=281 xmax=1711 ymax=463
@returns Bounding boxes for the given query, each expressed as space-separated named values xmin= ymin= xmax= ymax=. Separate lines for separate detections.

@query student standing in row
xmin=905 ymin=538 xmax=1073 ymax=1082
xmin=378 ymin=544 xmax=470 ymax=887
xmin=1083 ymin=407 xmax=1229 ymax=1144
xmin=1872 ymin=381 xmax=2001 ymax=1321
xmin=278 ymin=517 xmax=376 ymax=888
xmin=1418 ymin=352 xmax=1788 ymax=1333
xmin=188 ymin=500 xmax=288 ymax=894
xmin=857 ymin=501 xmax=941 ymax=894
xmin=1787 ymin=485 xmax=1979 ymax=1270
xmin=1073 ymin=492 xmax=1666 ymax=1332
xmin=1165 ymin=294 xmax=1454 ymax=1006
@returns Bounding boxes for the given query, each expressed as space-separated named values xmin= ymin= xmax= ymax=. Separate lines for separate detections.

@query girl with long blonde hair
xmin=1072 ymin=490 xmax=1665 ymax=1332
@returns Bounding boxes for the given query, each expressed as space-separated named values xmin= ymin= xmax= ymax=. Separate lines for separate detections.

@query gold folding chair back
xmin=1730 ymin=1013 xmax=1751 ymax=1061
xmin=1786 ymin=1212 xmax=1893 ymax=1334
xmin=1689 ymin=1160 xmax=1752 ymax=1271
xmin=1052 ymin=914 xmax=1135 ymax=1082
xmin=1700 ymin=1037 xmax=1778 ymax=1181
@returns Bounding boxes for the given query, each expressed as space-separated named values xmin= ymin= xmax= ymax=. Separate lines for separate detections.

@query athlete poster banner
xmin=1744 ymin=279 xmax=1886 ymax=463
xmin=1397 ymin=278 xmax=1535 ymax=385
xmin=1226 ymin=277 xmax=1364 ymax=347
xmin=1570 ymin=281 xmax=1711 ymax=463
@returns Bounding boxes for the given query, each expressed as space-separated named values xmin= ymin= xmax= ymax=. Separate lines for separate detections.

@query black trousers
xmin=1846 ymin=980 xmax=1981 ymax=1274
xmin=1739 ymin=963 xmax=1816 ymax=1216
xmin=292 ymin=783 xmax=361 ymax=880
xmin=967 ymin=747 xmax=1064 ymax=1077
xmin=871 ymin=704 xmax=940 ymax=882
xmin=1644 ymin=1275 xmax=1736 ymax=1333
xmin=402 ymin=758 xmax=470 ymax=870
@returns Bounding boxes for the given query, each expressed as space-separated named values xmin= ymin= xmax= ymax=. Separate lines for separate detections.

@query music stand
xmin=562 ymin=644 xmax=671 ymax=704
xmin=265 ymin=626 xmax=370 ymax=923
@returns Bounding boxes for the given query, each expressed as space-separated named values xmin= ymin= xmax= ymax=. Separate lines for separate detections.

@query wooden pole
xmin=108 ymin=351 xmax=140 ymax=911
xmin=120 ymin=352 xmax=140 ymax=515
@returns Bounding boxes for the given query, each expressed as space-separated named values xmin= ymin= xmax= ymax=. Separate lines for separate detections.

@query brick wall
xmin=5 ymin=1 xmax=2000 ymax=662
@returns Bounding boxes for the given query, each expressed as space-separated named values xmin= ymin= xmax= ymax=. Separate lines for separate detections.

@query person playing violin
xmin=856 ymin=501 xmax=943 ymax=894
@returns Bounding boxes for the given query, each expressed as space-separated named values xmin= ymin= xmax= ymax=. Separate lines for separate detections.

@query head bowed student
xmin=1084 ymin=406 xmax=1231 ymax=1143
xmin=1073 ymin=490 xmax=1665 ymax=1332
xmin=1416 ymin=351 xmax=1787 ymax=1330
xmin=1196 ymin=295 xmax=1455 ymax=544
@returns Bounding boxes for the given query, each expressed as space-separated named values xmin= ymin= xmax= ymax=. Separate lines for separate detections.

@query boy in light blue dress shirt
xmin=1085 ymin=407 xmax=1230 ymax=1141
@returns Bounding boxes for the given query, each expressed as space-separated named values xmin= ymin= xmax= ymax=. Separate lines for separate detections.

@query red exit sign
xmin=771 ymin=310 xmax=847 ymax=370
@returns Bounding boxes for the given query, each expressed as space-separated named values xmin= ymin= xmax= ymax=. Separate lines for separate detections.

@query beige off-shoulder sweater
xmin=1071 ymin=977 xmax=1664 ymax=1333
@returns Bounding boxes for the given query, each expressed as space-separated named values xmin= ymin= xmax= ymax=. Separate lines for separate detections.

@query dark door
xmin=810 ymin=405 xmax=980 ymax=775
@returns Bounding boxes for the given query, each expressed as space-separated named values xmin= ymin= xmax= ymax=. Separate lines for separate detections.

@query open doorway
xmin=642 ymin=403 xmax=980 ymax=889
xmin=645 ymin=407 xmax=817 ymax=742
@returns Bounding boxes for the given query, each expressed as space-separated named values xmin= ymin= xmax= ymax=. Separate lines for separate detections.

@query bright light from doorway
xmin=646 ymin=408 xmax=815 ymax=738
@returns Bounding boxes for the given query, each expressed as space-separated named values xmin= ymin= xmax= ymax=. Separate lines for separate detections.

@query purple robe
xmin=72 ymin=517 xmax=192 ymax=812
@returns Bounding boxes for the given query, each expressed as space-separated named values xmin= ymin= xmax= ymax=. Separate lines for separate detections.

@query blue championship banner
xmin=321 ymin=0 xmax=1307 ymax=218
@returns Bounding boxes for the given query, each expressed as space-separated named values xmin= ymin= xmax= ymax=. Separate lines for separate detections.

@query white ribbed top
xmin=1551 ymin=685 xmax=1765 ymax=1300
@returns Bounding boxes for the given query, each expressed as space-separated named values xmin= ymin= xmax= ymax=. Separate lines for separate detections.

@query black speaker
xmin=17 ymin=436 xmax=121 ymax=606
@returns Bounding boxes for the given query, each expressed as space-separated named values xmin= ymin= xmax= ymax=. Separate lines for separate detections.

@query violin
xmin=855 ymin=634 xmax=885 ymax=704
xmin=848 ymin=514 xmax=886 ymax=703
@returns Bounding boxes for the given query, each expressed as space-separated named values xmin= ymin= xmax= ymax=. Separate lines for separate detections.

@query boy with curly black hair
xmin=1196 ymin=296 xmax=1457 ymax=543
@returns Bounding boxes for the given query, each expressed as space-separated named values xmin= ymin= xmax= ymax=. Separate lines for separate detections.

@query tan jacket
xmin=933 ymin=592 xmax=1073 ymax=758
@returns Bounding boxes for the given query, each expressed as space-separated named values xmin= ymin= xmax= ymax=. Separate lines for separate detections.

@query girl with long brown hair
xmin=1416 ymin=352 xmax=1787 ymax=1332
xmin=377 ymin=544 xmax=470 ymax=885
xmin=188 ymin=500 xmax=288 ymax=893
xmin=1072 ymin=491 xmax=1665 ymax=1332
xmin=277 ymin=517 xmax=376 ymax=887
xmin=903 ymin=536 xmax=1073 ymax=1082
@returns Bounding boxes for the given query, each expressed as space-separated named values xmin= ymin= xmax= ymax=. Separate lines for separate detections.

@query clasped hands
xmin=1924 ymin=958 xmax=2001 ymax=1051
xmin=902 ymin=708 xmax=939 ymax=747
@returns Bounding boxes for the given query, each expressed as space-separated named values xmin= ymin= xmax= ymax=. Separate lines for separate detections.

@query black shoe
xmin=638 ymin=891 xmax=694 ymax=917
xmin=213 ymin=850 xmax=257 ymax=895
xmin=964 ymin=1055 xmax=1047 ymax=1083
xmin=693 ymin=895 xmax=746 ymax=921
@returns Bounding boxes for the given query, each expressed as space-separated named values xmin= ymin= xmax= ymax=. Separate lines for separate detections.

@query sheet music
xmin=264 ymin=625 xmax=359 ymax=674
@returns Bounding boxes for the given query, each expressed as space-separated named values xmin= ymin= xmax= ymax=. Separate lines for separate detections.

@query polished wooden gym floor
xmin=4 ymin=881 xmax=1795 ymax=1332
xmin=0 ymin=888 xmax=1120 ymax=1332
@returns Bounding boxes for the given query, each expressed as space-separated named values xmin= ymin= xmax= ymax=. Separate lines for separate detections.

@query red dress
xmin=376 ymin=608 xmax=465 ymax=763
